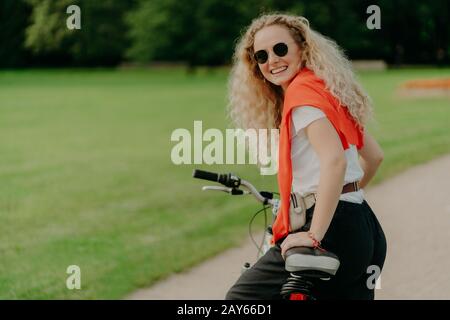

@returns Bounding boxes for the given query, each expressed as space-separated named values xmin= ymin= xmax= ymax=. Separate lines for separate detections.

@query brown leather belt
xmin=299 ymin=181 xmax=361 ymax=212
xmin=342 ymin=181 xmax=360 ymax=194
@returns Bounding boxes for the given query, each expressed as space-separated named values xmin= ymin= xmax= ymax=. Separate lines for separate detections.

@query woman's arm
xmin=358 ymin=132 xmax=384 ymax=189
xmin=305 ymin=118 xmax=347 ymax=242
xmin=280 ymin=117 xmax=346 ymax=257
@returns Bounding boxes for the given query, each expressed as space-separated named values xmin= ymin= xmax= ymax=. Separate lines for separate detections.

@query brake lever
xmin=201 ymin=186 xmax=249 ymax=195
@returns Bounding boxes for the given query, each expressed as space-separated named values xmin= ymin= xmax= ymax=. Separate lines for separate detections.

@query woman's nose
xmin=267 ymin=51 xmax=281 ymax=64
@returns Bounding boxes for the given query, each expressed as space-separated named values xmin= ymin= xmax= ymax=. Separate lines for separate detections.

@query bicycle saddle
xmin=284 ymin=247 xmax=340 ymax=276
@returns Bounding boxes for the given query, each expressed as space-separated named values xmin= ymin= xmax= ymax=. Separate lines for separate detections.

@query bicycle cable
xmin=259 ymin=205 xmax=268 ymax=260
xmin=248 ymin=204 xmax=270 ymax=259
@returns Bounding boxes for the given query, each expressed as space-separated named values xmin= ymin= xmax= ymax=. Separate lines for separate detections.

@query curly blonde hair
xmin=227 ymin=13 xmax=373 ymax=133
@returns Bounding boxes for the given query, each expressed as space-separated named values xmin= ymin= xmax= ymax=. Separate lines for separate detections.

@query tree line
xmin=1 ymin=0 xmax=449 ymax=68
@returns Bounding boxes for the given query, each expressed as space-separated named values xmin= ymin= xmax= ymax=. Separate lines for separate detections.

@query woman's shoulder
xmin=291 ymin=106 xmax=326 ymax=134
xmin=292 ymin=106 xmax=326 ymax=121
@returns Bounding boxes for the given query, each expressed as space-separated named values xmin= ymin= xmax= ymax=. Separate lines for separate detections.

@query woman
xmin=225 ymin=13 xmax=387 ymax=300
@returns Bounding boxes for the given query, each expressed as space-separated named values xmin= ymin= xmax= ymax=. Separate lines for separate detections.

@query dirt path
xmin=126 ymin=154 xmax=450 ymax=300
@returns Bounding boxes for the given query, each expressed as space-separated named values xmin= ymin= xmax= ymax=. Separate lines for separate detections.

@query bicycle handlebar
xmin=192 ymin=169 xmax=277 ymax=207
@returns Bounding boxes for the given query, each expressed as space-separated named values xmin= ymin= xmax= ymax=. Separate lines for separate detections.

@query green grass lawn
xmin=0 ymin=67 xmax=449 ymax=299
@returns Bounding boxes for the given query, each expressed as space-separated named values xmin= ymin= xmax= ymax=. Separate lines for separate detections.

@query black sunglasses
xmin=254 ymin=42 xmax=289 ymax=64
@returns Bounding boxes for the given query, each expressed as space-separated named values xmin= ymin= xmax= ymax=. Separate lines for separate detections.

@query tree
xmin=0 ymin=0 xmax=32 ymax=68
xmin=25 ymin=0 xmax=135 ymax=66
xmin=126 ymin=0 xmax=275 ymax=67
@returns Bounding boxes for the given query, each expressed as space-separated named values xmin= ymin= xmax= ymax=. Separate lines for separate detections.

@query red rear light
xmin=289 ymin=293 xmax=307 ymax=300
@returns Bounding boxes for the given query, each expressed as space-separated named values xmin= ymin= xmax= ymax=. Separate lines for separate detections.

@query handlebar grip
xmin=192 ymin=169 xmax=219 ymax=183
xmin=193 ymin=169 xmax=241 ymax=188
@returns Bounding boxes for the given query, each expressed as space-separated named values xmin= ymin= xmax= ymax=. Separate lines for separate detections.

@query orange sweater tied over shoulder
xmin=271 ymin=67 xmax=365 ymax=244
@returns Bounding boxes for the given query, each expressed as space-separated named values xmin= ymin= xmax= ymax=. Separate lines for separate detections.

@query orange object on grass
xmin=402 ymin=79 xmax=450 ymax=90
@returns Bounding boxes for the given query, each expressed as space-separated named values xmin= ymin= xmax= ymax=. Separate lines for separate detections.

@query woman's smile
xmin=270 ymin=66 xmax=288 ymax=75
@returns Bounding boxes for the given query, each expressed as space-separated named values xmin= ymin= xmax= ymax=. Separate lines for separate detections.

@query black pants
xmin=225 ymin=200 xmax=387 ymax=300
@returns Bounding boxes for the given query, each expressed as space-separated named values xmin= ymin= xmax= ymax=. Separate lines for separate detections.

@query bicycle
xmin=192 ymin=169 xmax=341 ymax=300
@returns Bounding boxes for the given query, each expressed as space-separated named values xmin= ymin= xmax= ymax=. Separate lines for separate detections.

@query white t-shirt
xmin=290 ymin=106 xmax=364 ymax=204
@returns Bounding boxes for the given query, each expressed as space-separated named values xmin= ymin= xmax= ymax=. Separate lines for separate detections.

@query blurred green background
xmin=1 ymin=0 xmax=449 ymax=68
xmin=0 ymin=1 xmax=449 ymax=299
